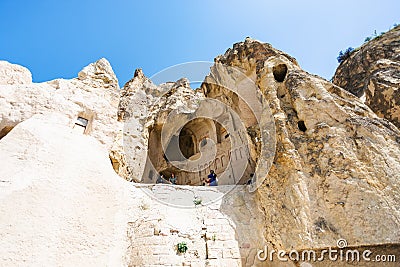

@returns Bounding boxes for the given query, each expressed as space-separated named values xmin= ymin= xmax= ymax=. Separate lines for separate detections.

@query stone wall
xmin=126 ymin=185 xmax=268 ymax=267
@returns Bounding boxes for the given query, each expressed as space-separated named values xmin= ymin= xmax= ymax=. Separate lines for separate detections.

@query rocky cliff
xmin=1 ymin=36 xmax=400 ymax=267
xmin=204 ymin=38 xmax=400 ymax=253
xmin=0 ymin=58 xmax=122 ymax=148
xmin=333 ymin=25 xmax=400 ymax=128
xmin=0 ymin=114 xmax=264 ymax=267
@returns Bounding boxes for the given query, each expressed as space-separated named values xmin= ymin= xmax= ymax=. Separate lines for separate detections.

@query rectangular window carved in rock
xmin=73 ymin=117 xmax=89 ymax=134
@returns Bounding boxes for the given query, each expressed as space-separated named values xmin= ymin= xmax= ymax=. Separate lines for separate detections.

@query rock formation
xmin=0 ymin=114 xmax=263 ymax=267
xmin=206 ymin=38 xmax=400 ymax=256
xmin=0 ymin=61 xmax=32 ymax=85
xmin=333 ymin=25 xmax=400 ymax=128
xmin=0 ymin=58 xmax=122 ymax=149
xmin=1 ymin=36 xmax=400 ymax=267
xmin=116 ymin=69 xmax=206 ymax=182
xmin=0 ymin=114 xmax=132 ymax=266
xmin=117 ymin=68 xmax=257 ymax=186
xmin=78 ymin=58 xmax=120 ymax=90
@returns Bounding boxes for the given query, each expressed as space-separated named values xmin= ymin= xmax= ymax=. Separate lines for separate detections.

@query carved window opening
xmin=73 ymin=117 xmax=89 ymax=134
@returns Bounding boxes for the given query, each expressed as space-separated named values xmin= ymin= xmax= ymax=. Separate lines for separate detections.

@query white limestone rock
xmin=0 ymin=114 xmax=269 ymax=267
xmin=78 ymin=58 xmax=120 ymax=90
xmin=0 ymin=60 xmax=32 ymax=85
xmin=116 ymin=69 xmax=205 ymax=182
xmin=0 ymin=114 xmax=133 ymax=266
xmin=0 ymin=58 xmax=122 ymax=150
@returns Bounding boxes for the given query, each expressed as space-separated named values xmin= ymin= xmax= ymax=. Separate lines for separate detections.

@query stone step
xmin=127 ymin=184 xmax=265 ymax=266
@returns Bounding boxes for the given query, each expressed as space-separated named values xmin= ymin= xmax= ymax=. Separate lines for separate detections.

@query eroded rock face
xmin=0 ymin=115 xmax=268 ymax=267
xmin=118 ymin=69 xmax=259 ymax=186
xmin=78 ymin=57 xmax=120 ymax=90
xmin=0 ymin=114 xmax=133 ymax=266
xmin=116 ymin=70 xmax=202 ymax=182
xmin=1 ymin=37 xmax=400 ymax=267
xmin=207 ymin=38 xmax=400 ymax=251
xmin=0 ymin=61 xmax=32 ymax=85
xmin=333 ymin=25 xmax=400 ymax=128
xmin=0 ymin=58 xmax=122 ymax=150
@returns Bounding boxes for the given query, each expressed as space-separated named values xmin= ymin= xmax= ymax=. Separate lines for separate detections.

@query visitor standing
xmin=206 ymin=170 xmax=218 ymax=186
xmin=169 ymin=173 xmax=177 ymax=185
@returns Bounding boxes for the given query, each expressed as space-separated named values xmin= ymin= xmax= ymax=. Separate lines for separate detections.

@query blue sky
xmin=0 ymin=0 xmax=399 ymax=86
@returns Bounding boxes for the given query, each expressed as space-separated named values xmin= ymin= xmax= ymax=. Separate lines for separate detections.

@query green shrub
xmin=364 ymin=36 xmax=373 ymax=43
xmin=337 ymin=47 xmax=354 ymax=63
xmin=177 ymin=241 xmax=188 ymax=253
xmin=363 ymin=25 xmax=397 ymax=43
xmin=193 ymin=198 xmax=202 ymax=206
xmin=338 ymin=23 xmax=398 ymax=63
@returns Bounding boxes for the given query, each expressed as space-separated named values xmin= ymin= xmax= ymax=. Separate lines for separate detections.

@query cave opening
xmin=298 ymin=120 xmax=307 ymax=132
xmin=273 ymin=63 xmax=288 ymax=82
xmin=179 ymin=127 xmax=196 ymax=159
xmin=143 ymin=115 xmax=259 ymax=186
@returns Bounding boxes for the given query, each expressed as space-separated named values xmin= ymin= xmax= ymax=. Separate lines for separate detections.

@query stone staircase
xmin=126 ymin=185 xmax=267 ymax=267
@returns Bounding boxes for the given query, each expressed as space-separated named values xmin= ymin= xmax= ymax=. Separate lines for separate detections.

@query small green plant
xmin=337 ymin=47 xmax=354 ymax=63
xmin=337 ymin=23 xmax=398 ymax=63
xmin=212 ymin=234 xmax=216 ymax=241
xmin=364 ymin=30 xmax=381 ymax=43
xmin=177 ymin=241 xmax=188 ymax=253
xmin=364 ymin=36 xmax=373 ymax=43
xmin=193 ymin=198 xmax=202 ymax=206
xmin=364 ymin=24 xmax=398 ymax=43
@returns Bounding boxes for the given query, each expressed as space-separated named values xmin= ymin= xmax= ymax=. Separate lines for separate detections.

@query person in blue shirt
xmin=156 ymin=174 xmax=165 ymax=184
xmin=206 ymin=170 xmax=218 ymax=186
xmin=169 ymin=173 xmax=177 ymax=185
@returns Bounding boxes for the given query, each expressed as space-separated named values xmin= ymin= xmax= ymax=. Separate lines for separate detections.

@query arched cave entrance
xmin=179 ymin=127 xmax=196 ymax=159
xmin=143 ymin=116 xmax=258 ymax=186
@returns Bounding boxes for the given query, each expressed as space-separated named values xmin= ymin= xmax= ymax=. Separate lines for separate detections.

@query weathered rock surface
xmin=2 ymin=36 xmax=400 ymax=267
xmin=0 ymin=115 xmax=269 ymax=267
xmin=333 ymin=25 xmax=400 ymax=128
xmin=116 ymin=69 xmax=205 ymax=182
xmin=119 ymin=71 xmax=259 ymax=186
xmin=0 ymin=58 xmax=121 ymax=150
xmin=78 ymin=58 xmax=120 ymax=90
xmin=0 ymin=114 xmax=132 ymax=266
xmin=126 ymin=185 xmax=268 ymax=267
xmin=205 ymin=38 xmax=400 ymax=252
xmin=0 ymin=60 xmax=32 ymax=85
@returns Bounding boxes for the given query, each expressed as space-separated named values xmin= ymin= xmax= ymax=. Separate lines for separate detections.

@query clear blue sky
xmin=1 ymin=0 xmax=399 ymax=86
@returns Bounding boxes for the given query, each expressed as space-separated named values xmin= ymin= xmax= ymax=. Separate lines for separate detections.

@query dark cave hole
xmin=298 ymin=120 xmax=307 ymax=132
xmin=273 ymin=64 xmax=288 ymax=82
